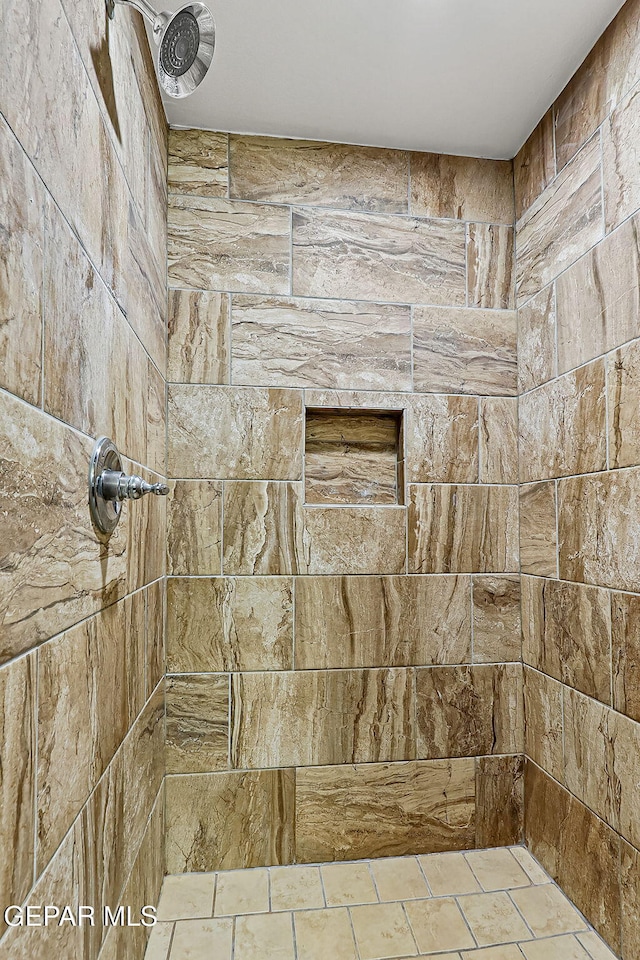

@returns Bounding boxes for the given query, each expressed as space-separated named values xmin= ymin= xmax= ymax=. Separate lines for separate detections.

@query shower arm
xmin=106 ymin=0 xmax=169 ymax=39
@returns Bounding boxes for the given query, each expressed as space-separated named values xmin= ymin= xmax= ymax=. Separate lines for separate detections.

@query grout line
xmin=506 ymin=888 xmax=537 ymax=939
xmin=399 ymin=901 xmax=421 ymax=955
xmin=554 ymin=478 xmax=560 ymax=580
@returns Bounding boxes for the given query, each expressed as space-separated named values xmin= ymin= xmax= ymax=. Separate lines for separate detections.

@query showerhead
xmin=107 ymin=0 xmax=215 ymax=99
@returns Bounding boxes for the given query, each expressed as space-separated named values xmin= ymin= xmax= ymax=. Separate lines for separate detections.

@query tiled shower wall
xmin=0 ymin=3 xmax=167 ymax=959
xmin=164 ymin=133 xmax=523 ymax=870
xmin=516 ymin=0 xmax=640 ymax=955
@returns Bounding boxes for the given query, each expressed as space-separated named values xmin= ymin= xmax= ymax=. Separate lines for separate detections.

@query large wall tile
xmin=404 ymin=394 xmax=479 ymax=484
xmin=514 ymin=110 xmax=556 ymax=221
xmin=608 ymin=337 xmax=640 ymax=469
xmin=303 ymin=505 xmax=407 ymax=575
xmin=168 ymin=196 xmax=290 ymax=293
xmin=222 ymin=481 xmax=306 ymax=575
xmin=518 ymin=285 xmax=557 ymax=393
xmin=168 ymin=385 xmax=303 ymax=480
xmin=563 ymin=686 xmax=617 ymax=829
xmin=408 ymin=484 xmax=519 ymax=574
xmin=168 ymin=129 xmax=228 ymax=196
xmin=604 ymin=83 xmax=640 ymax=232
xmin=295 ymin=760 xmax=476 ymax=862
xmin=467 ymin=223 xmax=515 ymax=310
xmin=523 ymin=667 xmax=563 ymax=782
xmin=416 ymin=665 xmax=523 ymax=759
xmin=479 ymin=397 xmax=518 ymax=484
xmin=165 ymin=769 xmax=295 ymax=872
xmin=410 ymin=154 xmax=514 ymax=223
xmin=230 ymin=295 xmax=412 ymax=391
xmin=294 ymin=575 xmax=471 ymax=669
xmin=413 ymin=306 xmax=517 ymax=396
xmin=292 ymin=208 xmax=466 ymax=305
xmin=168 ymin=289 xmax=230 ymax=384
xmin=231 ymin=669 xmax=415 ymax=768
xmin=472 ymin=575 xmax=522 ymax=663
xmin=167 ymin=576 xmax=293 ymax=672
xmin=614 ymin=710 xmax=640 ymax=852
xmin=167 ymin=480 xmax=222 ymax=576
xmin=516 ymin=135 xmax=603 ymax=305
xmin=230 ymin=136 xmax=409 ymax=212
xmin=621 ymin=838 xmax=640 ymax=960
xmin=519 ymin=481 xmax=558 ymax=577
xmin=166 ymin=674 xmax=229 ymax=774
xmin=612 ymin=590 xmax=640 ymax=723
xmin=476 ymin=756 xmax=524 ymax=848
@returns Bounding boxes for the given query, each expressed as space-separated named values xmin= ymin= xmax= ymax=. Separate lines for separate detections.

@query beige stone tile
xmin=410 ymin=154 xmax=514 ymax=223
xmin=464 ymin=849 xmax=531 ymax=891
xmin=519 ymin=481 xmax=557 ymax=578
xmin=165 ymin=674 xmax=229 ymax=774
xmin=519 ymin=935 xmax=592 ymax=960
xmin=234 ymin=912 xmax=295 ymax=960
xmin=294 ymin=907 xmax=358 ymax=960
xmin=213 ymin=868 xmax=269 ymax=916
xmin=576 ymin=930 xmax=619 ymax=959
xmin=508 ymin=847 xmax=549 ymax=885
xmin=168 ymin=195 xmax=290 ymax=294
xmin=472 ymin=576 xmax=521 ymax=664
xmin=458 ymin=891 xmax=531 ymax=946
xmin=296 ymin=760 xmax=476 ymax=864
xmin=167 ymin=481 xmax=222 ymax=576
xmin=370 ymin=857 xmax=430 ymax=901
xmin=231 ymin=669 xmax=414 ymax=768
xmin=351 ymin=902 xmax=418 ymax=959
xmin=612 ymin=590 xmax=640 ymax=722
xmin=461 ymin=948 xmax=523 ymax=960
xmin=475 ymin=756 xmax=524 ymax=848
xmin=523 ymin=668 xmax=564 ymax=783
xmin=413 ymin=306 xmax=517 ymax=397
xmin=303 ymin=505 xmax=407 ymax=575
xmin=168 ymin=289 xmax=230 ymax=385
xmin=608 ymin=337 xmax=640 ymax=469
xmin=292 ymin=208 xmax=466 ymax=305
xmin=511 ymin=883 xmax=587 ymax=937
xmin=165 ymin=770 xmax=295 ymax=873
xmin=405 ymin=394 xmax=479 ymax=484
xmin=144 ymin=921 xmax=174 ymax=960
xmin=404 ymin=897 xmax=474 ymax=953
xmin=156 ymin=874 xmax=215 ymax=921
xmin=168 ymin=129 xmax=228 ymax=197
xmin=514 ymin=110 xmax=556 ymax=221
xmin=230 ymin=136 xmax=409 ymax=212
xmin=419 ymin=852 xmax=481 ymax=897
xmin=231 ymin=295 xmax=411 ymax=391
xmin=168 ymin=385 xmax=303 ymax=480
xmin=518 ymin=285 xmax=556 ymax=394
xmin=169 ymin=918 xmax=233 ymax=959
xmin=613 ymin=711 xmax=640 ymax=851
xmin=222 ymin=481 xmax=306 ymax=576
xmin=321 ymin=861 xmax=378 ymax=906
xmin=270 ymin=865 xmax=324 ymax=911
xmin=467 ymin=223 xmax=514 ymax=310
xmin=604 ymin=84 xmax=640 ymax=233
xmin=479 ymin=398 xmax=518 ymax=484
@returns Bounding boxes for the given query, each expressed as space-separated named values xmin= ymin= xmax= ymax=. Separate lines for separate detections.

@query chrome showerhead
xmin=107 ymin=0 xmax=215 ymax=99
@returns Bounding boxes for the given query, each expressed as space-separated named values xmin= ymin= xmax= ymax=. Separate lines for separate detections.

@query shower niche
xmin=304 ymin=408 xmax=404 ymax=505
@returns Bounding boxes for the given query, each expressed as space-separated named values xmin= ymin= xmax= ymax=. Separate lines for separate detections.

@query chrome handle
xmin=89 ymin=437 xmax=169 ymax=536
xmin=99 ymin=470 xmax=170 ymax=501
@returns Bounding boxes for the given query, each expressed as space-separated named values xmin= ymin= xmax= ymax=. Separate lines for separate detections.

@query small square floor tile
xmin=144 ymin=921 xmax=173 ymax=959
xmin=350 ymin=902 xmax=418 ymax=959
xmin=576 ymin=931 xmax=619 ymax=959
xmin=404 ymin=897 xmax=475 ymax=954
xmin=511 ymin=884 xmax=587 ymax=938
xmin=270 ymin=865 xmax=325 ymax=911
xmin=235 ymin=912 xmax=295 ymax=960
xmin=214 ymin=868 xmax=269 ymax=916
xmin=458 ymin=891 xmax=532 ymax=946
xmin=464 ymin=849 xmax=531 ymax=891
xmin=322 ymin=862 xmax=378 ymax=906
xmin=294 ymin=907 xmax=357 ymax=960
xmin=509 ymin=847 xmax=549 ymax=884
xmin=419 ymin=853 xmax=481 ymax=897
xmin=370 ymin=858 xmax=430 ymax=902
xmin=461 ymin=947 xmax=524 ymax=960
xmin=169 ymin=918 xmax=233 ymax=960
xmin=519 ymin=935 xmax=592 ymax=960
xmin=157 ymin=874 xmax=215 ymax=921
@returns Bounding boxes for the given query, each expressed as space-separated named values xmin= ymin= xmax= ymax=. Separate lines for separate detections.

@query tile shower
xmin=1 ymin=1 xmax=640 ymax=959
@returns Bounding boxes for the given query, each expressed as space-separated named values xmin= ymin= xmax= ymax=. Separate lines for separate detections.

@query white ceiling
xmin=157 ymin=0 xmax=626 ymax=159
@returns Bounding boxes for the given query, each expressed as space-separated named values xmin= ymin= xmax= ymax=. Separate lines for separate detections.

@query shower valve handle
xmin=89 ymin=437 xmax=170 ymax=537
xmin=98 ymin=470 xmax=170 ymax=502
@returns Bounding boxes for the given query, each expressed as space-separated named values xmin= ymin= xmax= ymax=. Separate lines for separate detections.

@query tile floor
xmin=145 ymin=846 xmax=617 ymax=960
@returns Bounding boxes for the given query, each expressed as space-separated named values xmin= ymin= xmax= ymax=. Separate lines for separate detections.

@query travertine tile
xmin=620 ymin=839 xmax=640 ymax=960
xmin=294 ymin=575 xmax=472 ymax=670
xmin=519 ymin=360 xmax=607 ymax=483
xmin=514 ymin=110 xmax=556 ymax=221
xmin=167 ymin=481 xmax=222 ymax=576
xmin=608 ymin=338 xmax=640 ymax=469
xmin=156 ymin=874 xmax=215 ymax=921
xmin=295 ymin=760 xmax=476 ymax=862
xmin=231 ymin=295 xmax=412 ymax=391
xmin=165 ymin=769 xmax=295 ymax=872
xmin=519 ymin=937 xmax=592 ymax=960
xmin=222 ymin=482 xmax=306 ymax=575
xmin=168 ymin=195 xmax=290 ymax=293
xmin=292 ymin=208 xmax=466 ymax=305
xmin=576 ymin=931 xmax=618 ymax=960
xmin=294 ymin=908 xmax=357 ymax=960
xmin=408 ymin=484 xmax=519 ymax=574
xmin=303 ymin=505 xmax=407 ymax=575
xmin=479 ymin=397 xmax=518 ymax=484
xmin=410 ymin=154 xmax=514 ymax=223
xmin=457 ymin=891 xmax=531 ymax=945
xmin=404 ymin=394 xmax=479 ymax=484
xmin=519 ymin=481 xmax=558 ymax=577
xmin=516 ymin=136 xmax=603 ymax=305
xmin=369 ymin=857 xmax=430 ymax=901
xmin=464 ymin=848 xmax=531 ymax=891
xmin=231 ymin=669 xmax=414 ymax=768
xmin=214 ymin=868 xmax=269 ymax=916
xmin=613 ymin=710 xmax=640 ymax=851
xmin=168 ymin=385 xmax=303 ymax=480
xmin=234 ymin=912 xmax=295 ymax=960
xmin=0 ymin=115 xmax=44 ymax=405
xmin=475 ymin=756 xmax=524 ymax=848
xmin=524 ymin=667 xmax=564 ymax=783
xmin=321 ymin=862 xmax=378 ymax=906
xmin=509 ymin=847 xmax=549 ymax=885
xmin=511 ymin=883 xmax=587 ymax=937
xmin=413 ymin=307 xmax=517 ymax=396
xmin=612 ymin=590 xmax=640 ymax=722
xmin=404 ymin=898 xmax=474 ymax=954
xmin=416 ymin=665 xmax=523 ymax=759
xmin=467 ymin=223 xmax=514 ymax=310
xmin=165 ymin=674 xmax=229 ymax=774
xmin=604 ymin=84 xmax=640 ymax=233
xmin=350 ymin=902 xmax=418 ymax=959
xmin=270 ymin=866 xmax=324 ymax=912
xmin=472 ymin=576 xmax=522 ymax=663
xmin=518 ymin=285 xmax=557 ymax=393
xmin=167 ymin=577 xmax=293 ymax=672
xmin=230 ymin=136 xmax=409 ymax=212
xmin=170 ymin=918 xmax=233 ymax=959
xmin=168 ymin=289 xmax=230 ymax=384
xmin=461 ymin=948 xmax=523 ymax=960
xmin=419 ymin=852 xmax=481 ymax=897
xmin=144 ymin=921 xmax=174 ymax=960
xmin=168 ymin=129 xmax=228 ymax=196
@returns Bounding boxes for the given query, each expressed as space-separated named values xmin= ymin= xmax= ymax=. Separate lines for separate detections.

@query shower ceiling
xmin=157 ymin=0 xmax=625 ymax=158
